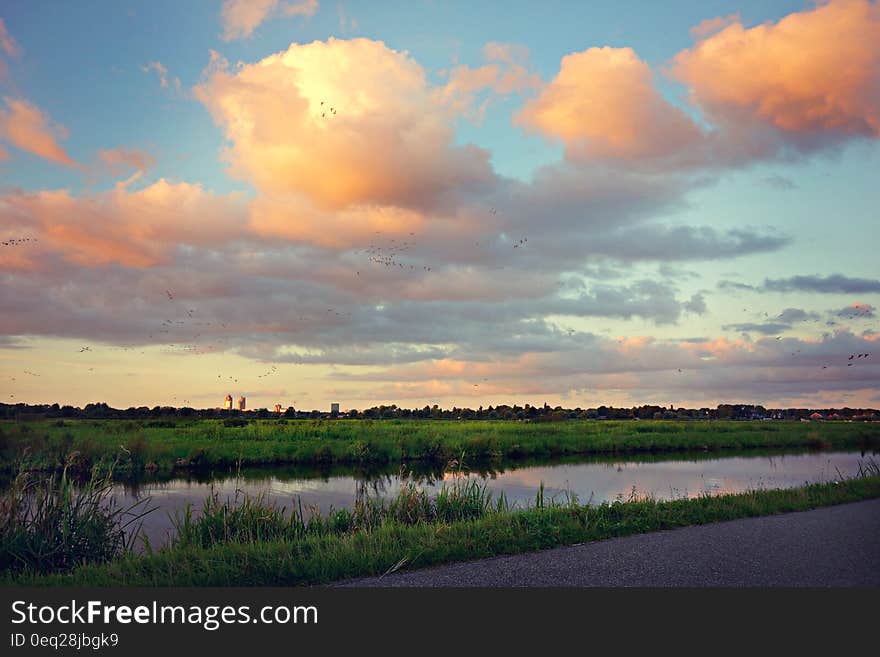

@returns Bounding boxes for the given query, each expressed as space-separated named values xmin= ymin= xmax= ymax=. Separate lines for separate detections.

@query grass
xmin=0 ymin=458 xmax=153 ymax=575
xmin=2 ymin=418 xmax=878 ymax=478
xmin=3 ymin=459 xmax=879 ymax=586
xmin=170 ymin=468 xmax=503 ymax=550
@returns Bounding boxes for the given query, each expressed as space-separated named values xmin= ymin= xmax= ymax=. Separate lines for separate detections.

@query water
xmin=109 ymin=449 xmax=878 ymax=547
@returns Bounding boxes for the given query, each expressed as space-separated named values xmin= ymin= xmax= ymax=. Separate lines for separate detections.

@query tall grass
xmin=0 ymin=457 xmax=153 ymax=574
xmin=171 ymin=463 xmax=502 ymax=549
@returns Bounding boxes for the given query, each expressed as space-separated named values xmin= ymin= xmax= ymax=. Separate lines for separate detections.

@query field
xmin=1 ymin=418 xmax=879 ymax=479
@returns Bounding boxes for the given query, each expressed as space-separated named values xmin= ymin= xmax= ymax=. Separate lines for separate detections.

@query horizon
xmin=1 ymin=1 xmax=879 ymax=411
xmin=3 ymin=399 xmax=878 ymax=415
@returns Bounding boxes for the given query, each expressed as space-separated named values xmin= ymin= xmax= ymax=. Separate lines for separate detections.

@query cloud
xmin=0 ymin=179 xmax=248 ymax=268
xmin=0 ymin=17 xmax=21 ymax=58
xmin=221 ymin=0 xmax=278 ymax=40
xmin=689 ymin=13 xmax=740 ymax=40
xmin=764 ymin=274 xmax=880 ymax=294
xmin=195 ymin=38 xmax=494 ymax=219
xmin=719 ymin=275 xmax=880 ymax=295
xmin=331 ymin=330 xmax=880 ymax=407
xmin=762 ymin=175 xmax=797 ymax=190
xmin=682 ymin=292 xmax=707 ymax=314
xmin=283 ymin=0 xmax=318 ymax=17
xmin=141 ymin=61 xmax=168 ymax=88
xmin=776 ymin=307 xmax=820 ymax=323
xmin=0 ymin=97 xmax=78 ymax=167
xmin=515 ymin=46 xmax=703 ymax=164
xmin=722 ymin=322 xmax=791 ymax=336
xmin=220 ymin=0 xmax=318 ymax=41
xmin=832 ymin=303 xmax=876 ymax=319
xmin=437 ymin=42 xmax=542 ymax=119
xmin=717 ymin=280 xmax=756 ymax=291
xmin=723 ymin=308 xmax=820 ymax=335
xmin=672 ymin=0 xmax=880 ymax=150
xmin=97 ymin=147 xmax=156 ymax=177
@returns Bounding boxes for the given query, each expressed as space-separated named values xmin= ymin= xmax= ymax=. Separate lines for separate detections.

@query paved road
xmin=339 ymin=499 xmax=880 ymax=587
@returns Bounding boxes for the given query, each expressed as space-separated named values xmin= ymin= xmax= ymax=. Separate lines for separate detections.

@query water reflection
xmin=100 ymin=449 xmax=879 ymax=547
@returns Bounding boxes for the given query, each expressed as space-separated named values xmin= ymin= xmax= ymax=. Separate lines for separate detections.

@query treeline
xmin=1 ymin=401 xmax=877 ymax=422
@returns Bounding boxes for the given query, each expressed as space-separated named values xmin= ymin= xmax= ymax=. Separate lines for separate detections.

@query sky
xmin=0 ymin=0 xmax=878 ymax=412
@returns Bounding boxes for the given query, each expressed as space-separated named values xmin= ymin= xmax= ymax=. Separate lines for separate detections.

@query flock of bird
xmin=1 ymin=238 xmax=38 ymax=247
xmin=360 ymin=234 xmax=433 ymax=273
xmin=319 ymin=100 xmax=337 ymax=120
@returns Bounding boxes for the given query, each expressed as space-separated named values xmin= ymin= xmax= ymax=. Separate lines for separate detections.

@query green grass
xmin=0 ymin=459 xmax=152 ymax=575
xmin=2 ymin=418 xmax=878 ymax=478
xmin=4 ymin=461 xmax=879 ymax=586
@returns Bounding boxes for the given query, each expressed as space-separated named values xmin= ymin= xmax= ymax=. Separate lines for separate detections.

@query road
xmin=338 ymin=499 xmax=880 ymax=587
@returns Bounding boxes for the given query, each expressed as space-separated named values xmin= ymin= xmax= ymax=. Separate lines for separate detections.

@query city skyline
xmin=1 ymin=0 xmax=879 ymax=411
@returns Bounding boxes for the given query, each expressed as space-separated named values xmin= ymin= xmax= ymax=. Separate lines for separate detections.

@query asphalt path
xmin=338 ymin=499 xmax=880 ymax=587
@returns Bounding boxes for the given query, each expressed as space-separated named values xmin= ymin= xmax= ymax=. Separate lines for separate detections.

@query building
xmin=224 ymin=394 xmax=233 ymax=411
xmin=237 ymin=396 xmax=246 ymax=411
xmin=274 ymin=404 xmax=283 ymax=414
xmin=331 ymin=403 xmax=340 ymax=414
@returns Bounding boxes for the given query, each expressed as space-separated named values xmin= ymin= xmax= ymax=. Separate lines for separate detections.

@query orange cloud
xmin=0 ymin=179 xmax=247 ymax=268
xmin=249 ymin=197 xmax=427 ymax=248
xmin=98 ymin=147 xmax=156 ymax=176
xmin=516 ymin=47 xmax=702 ymax=163
xmin=437 ymin=42 xmax=542 ymax=119
xmin=672 ymin=0 xmax=880 ymax=139
xmin=220 ymin=0 xmax=317 ymax=41
xmin=689 ymin=13 xmax=739 ymax=40
xmin=221 ymin=0 xmax=278 ymax=40
xmin=0 ymin=97 xmax=78 ymax=167
xmin=195 ymin=38 xmax=493 ymax=233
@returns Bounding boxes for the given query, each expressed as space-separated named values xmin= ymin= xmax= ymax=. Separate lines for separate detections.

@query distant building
xmin=224 ymin=394 xmax=233 ymax=411
xmin=237 ymin=396 xmax=246 ymax=411
xmin=331 ymin=403 xmax=340 ymax=414
xmin=274 ymin=404 xmax=283 ymax=414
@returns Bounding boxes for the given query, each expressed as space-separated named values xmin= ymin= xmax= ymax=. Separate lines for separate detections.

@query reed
xmin=0 ymin=457 xmax=153 ymax=574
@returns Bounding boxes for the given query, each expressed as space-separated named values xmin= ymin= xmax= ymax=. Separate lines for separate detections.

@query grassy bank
xmin=4 ymin=462 xmax=879 ymax=586
xmin=2 ymin=418 xmax=879 ymax=477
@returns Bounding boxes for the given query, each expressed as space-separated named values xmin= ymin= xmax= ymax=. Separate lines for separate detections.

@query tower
xmin=224 ymin=394 xmax=233 ymax=410
xmin=237 ymin=396 xmax=246 ymax=411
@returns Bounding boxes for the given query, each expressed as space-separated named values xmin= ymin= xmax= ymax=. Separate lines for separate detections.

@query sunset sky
xmin=1 ymin=0 xmax=878 ymax=411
